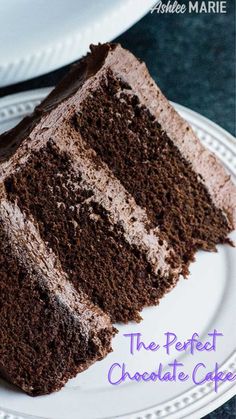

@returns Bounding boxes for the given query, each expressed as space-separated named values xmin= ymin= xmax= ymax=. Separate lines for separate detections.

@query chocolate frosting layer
xmin=0 ymin=43 xmax=114 ymax=163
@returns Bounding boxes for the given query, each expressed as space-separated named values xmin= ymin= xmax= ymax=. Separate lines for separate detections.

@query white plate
xmin=0 ymin=0 xmax=156 ymax=87
xmin=0 ymin=89 xmax=235 ymax=419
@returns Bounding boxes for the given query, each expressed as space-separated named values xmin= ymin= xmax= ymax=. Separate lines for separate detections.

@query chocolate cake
xmin=0 ymin=43 xmax=235 ymax=396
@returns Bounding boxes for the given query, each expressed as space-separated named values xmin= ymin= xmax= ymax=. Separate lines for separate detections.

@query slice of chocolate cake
xmin=0 ymin=43 xmax=235 ymax=396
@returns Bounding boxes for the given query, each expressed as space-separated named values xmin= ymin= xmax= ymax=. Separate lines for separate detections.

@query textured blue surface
xmin=203 ymin=396 xmax=236 ymax=418
xmin=116 ymin=0 xmax=235 ymax=136
xmin=0 ymin=1 xmax=235 ymax=417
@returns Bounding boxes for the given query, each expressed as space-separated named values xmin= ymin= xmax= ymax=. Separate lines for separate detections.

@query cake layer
xmin=106 ymin=44 xmax=236 ymax=227
xmin=4 ymin=139 xmax=180 ymax=322
xmin=0 ymin=196 xmax=114 ymax=395
xmin=74 ymin=70 xmax=232 ymax=267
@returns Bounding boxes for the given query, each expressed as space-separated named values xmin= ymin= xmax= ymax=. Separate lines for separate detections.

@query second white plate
xmin=0 ymin=0 xmax=156 ymax=87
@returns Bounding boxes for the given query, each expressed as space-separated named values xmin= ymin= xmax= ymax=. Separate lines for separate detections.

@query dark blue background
xmin=0 ymin=1 xmax=235 ymax=417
